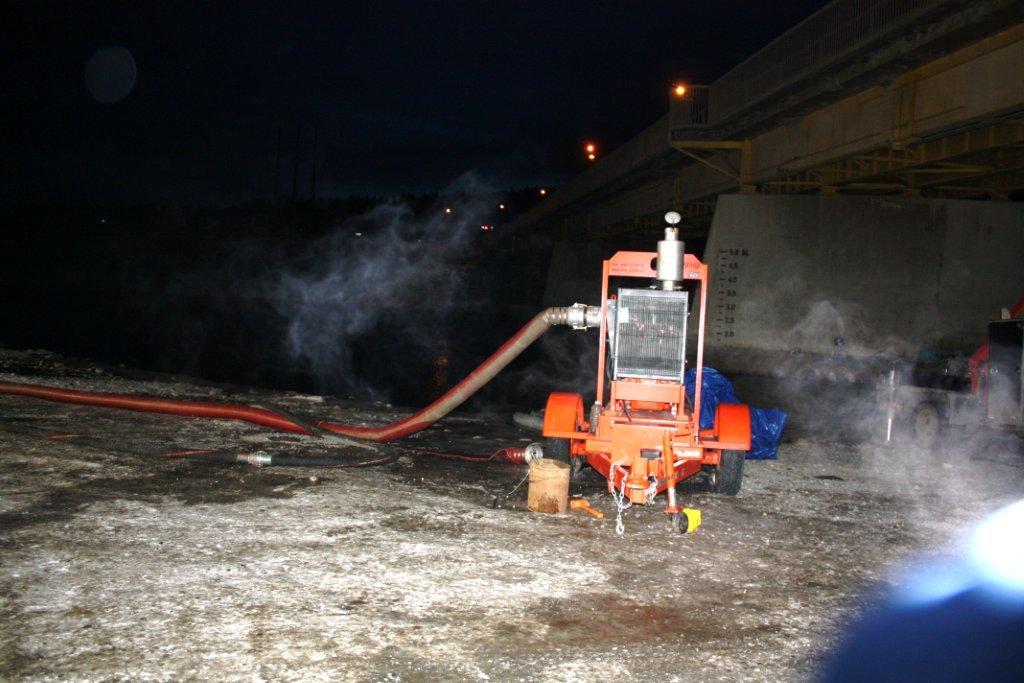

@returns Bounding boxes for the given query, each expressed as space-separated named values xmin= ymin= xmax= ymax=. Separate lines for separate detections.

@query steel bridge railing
xmin=675 ymin=0 xmax=945 ymax=130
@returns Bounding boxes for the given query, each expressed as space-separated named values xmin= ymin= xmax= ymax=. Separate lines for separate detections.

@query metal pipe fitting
xmin=523 ymin=442 xmax=544 ymax=463
xmin=546 ymin=304 xmax=601 ymax=329
xmin=237 ymin=452 xmax=273 ymax=467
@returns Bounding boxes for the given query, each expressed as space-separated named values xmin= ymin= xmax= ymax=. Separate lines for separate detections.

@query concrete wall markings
xmin=695 ymin=194 xmax=1024 ymax=375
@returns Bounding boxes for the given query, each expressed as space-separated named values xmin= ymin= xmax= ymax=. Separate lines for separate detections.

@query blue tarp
xmin=683 ymin=367 xmax=787 ymax=460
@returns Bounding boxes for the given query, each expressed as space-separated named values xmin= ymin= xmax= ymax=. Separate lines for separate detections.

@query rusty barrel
xmin=527 ymin=459 xmax=570 ymax=514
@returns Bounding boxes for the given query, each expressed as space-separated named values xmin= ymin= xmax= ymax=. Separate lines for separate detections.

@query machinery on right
xmin=881 ymin=298 xmax=1024 ymax=445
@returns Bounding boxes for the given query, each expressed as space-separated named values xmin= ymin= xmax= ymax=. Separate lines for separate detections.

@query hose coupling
xmin=237 ymin=452 xmax=273 ymax=467
xmin=550 ymin=303 xmax=601 ymax=330
xmin=523 ymin=442 xmax=544 ymax=464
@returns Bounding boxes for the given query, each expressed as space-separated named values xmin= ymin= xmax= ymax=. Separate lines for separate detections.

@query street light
xmin=673 ymin=83 xmax=686 ymax=98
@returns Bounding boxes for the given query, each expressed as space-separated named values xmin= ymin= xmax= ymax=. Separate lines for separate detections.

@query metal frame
xmin=671 ymin=0 xmax=954 ymax=130
xmin=763 ymin=120 xmax=1024 ymax=196
xmin=595 ymin=250 xmax=708 ymax=418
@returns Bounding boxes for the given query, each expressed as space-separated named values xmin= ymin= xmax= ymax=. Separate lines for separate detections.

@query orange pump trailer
xmin=542 ymin=247 xmax=751 ymax=527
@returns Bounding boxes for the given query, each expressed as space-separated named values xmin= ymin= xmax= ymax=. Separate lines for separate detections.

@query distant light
xmin=480 ymin=224 xmax=492 ymax=231
xmin=498 ymin=203 xmax=506 ymax=210
xmin=99 ymin=218 xmax=106 ymax=223
xmin=584 ymin=142 xmax=596 ymax=154
xmin=354 ymin=232 xmax=362 ymax=237
xmin=539 ymin=188 xmax=547 ymax=196
xmin=444 ymin=207 xmax=452 ymax=214
xmin=587 ymin=153 xmax=596 ymax=161
xmin=673 ymin=83 xmax=686 ymax=98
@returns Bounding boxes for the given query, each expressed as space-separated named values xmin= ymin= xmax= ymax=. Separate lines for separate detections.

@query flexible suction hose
xmin=0 ymin=307 xmax=572 ymax=445
xmin=0 ymin=382 xmax=314 ymax=434
xmin=316 ymin=308 xmax=564 ymax=441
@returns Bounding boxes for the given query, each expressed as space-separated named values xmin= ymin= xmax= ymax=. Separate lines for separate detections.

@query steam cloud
xmin=274 ymin=172 xmax=499 ymax=398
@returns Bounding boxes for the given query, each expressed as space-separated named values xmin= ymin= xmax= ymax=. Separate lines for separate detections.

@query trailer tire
xmin=712 ymin=450 xmax=744 ymax=496
xmin=543 ymin=437 xmax=582 ymax=480
xmin=543 ymin=437 xmax=569 ymax=462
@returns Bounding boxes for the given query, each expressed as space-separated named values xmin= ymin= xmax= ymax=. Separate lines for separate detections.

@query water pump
xmin=541 ymin=211 xmax=752 ymax=532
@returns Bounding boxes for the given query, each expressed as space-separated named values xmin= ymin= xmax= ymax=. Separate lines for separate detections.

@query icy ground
xmin=1 ymin=348 xmax=1022 ymax=681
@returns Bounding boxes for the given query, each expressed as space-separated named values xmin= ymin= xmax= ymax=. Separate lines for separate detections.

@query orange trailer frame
xmin=542 ymin=249 xmax=751 ymax=517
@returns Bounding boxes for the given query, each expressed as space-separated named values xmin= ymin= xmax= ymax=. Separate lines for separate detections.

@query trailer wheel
xmin=543 ymin=437 xmax=584 ymax=479
xmin=911 ymin=402 xmax=942 ymax=447
xmin=543 ymin=437 xmax=569 ymax=462
xmin=712 ymin=450 xmax=744 ymax=496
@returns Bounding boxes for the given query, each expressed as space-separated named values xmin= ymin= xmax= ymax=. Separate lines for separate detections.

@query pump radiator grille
xmin=612 ymin=289 xmax=688 ymax=381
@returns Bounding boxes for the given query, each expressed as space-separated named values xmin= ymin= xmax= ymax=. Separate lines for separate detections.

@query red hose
xmin=0 ymin=381 xmax=313 ymax=434
xmin=0 ymin=308 xmax=561 ymax=444
xmin=316 ymin=309 xmax=557 ymax=441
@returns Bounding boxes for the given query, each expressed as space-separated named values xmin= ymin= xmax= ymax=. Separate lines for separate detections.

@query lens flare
xmin=896 ymin=499 xmax=1024 ymax=607
xmin=970 ymin=498 xmax=1024 ymax=593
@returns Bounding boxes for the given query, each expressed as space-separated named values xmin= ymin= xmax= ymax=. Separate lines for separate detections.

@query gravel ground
xmin=1 ymin=348 xmax=1022 ymax=682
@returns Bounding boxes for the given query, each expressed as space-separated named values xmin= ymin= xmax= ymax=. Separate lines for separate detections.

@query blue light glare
xmin=896 ymin=498 xmax=1024 ymax=607
xmin=969 ymin=498 xmax=1024 ymax=594
xmin=897 ymin=558 xmax=976 ymax=605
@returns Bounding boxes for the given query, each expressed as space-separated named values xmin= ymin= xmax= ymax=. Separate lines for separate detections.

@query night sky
xmin=4 ymin=1 xmax=831 ymax=205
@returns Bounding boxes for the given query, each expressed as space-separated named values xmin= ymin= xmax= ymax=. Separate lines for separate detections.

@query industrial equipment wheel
xmin=543 ymin=437 xmax=582 ymax=479
xmin=911 ymin=402 xmax=942 ymax=447
xmin=711 ymin=450 xmax=744 ymax=496
xmin=543 ymin=437 xmax=569 ymax=462
xmin=544 ymin=438 xmax=569 ymax=464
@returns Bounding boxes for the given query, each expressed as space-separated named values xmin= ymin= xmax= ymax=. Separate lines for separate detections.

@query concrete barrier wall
xmin=698 ymin=194 xmax=1024 ymax=374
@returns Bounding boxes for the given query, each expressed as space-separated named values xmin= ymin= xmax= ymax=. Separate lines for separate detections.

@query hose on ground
xmin=512 ymin=411 xmax=544 ymax=431
xmin=0 ymin=307 xmax=568 ymax=444
xmin=397 ymin=445 xmax=533 ymax=464
xmin=167 ymin=446 xmax=529 ymax=467
xmin=164 ymin=449 xmax=394 ymax=468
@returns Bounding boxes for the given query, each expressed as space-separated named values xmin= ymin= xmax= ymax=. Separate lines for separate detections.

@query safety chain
xmin=608 ymin=465 xmax=661 ymax=535
xmin=610 ymin=462 xmax=631 ymax=535
xmin=643 ymin=475 xmax=658 ymax=506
